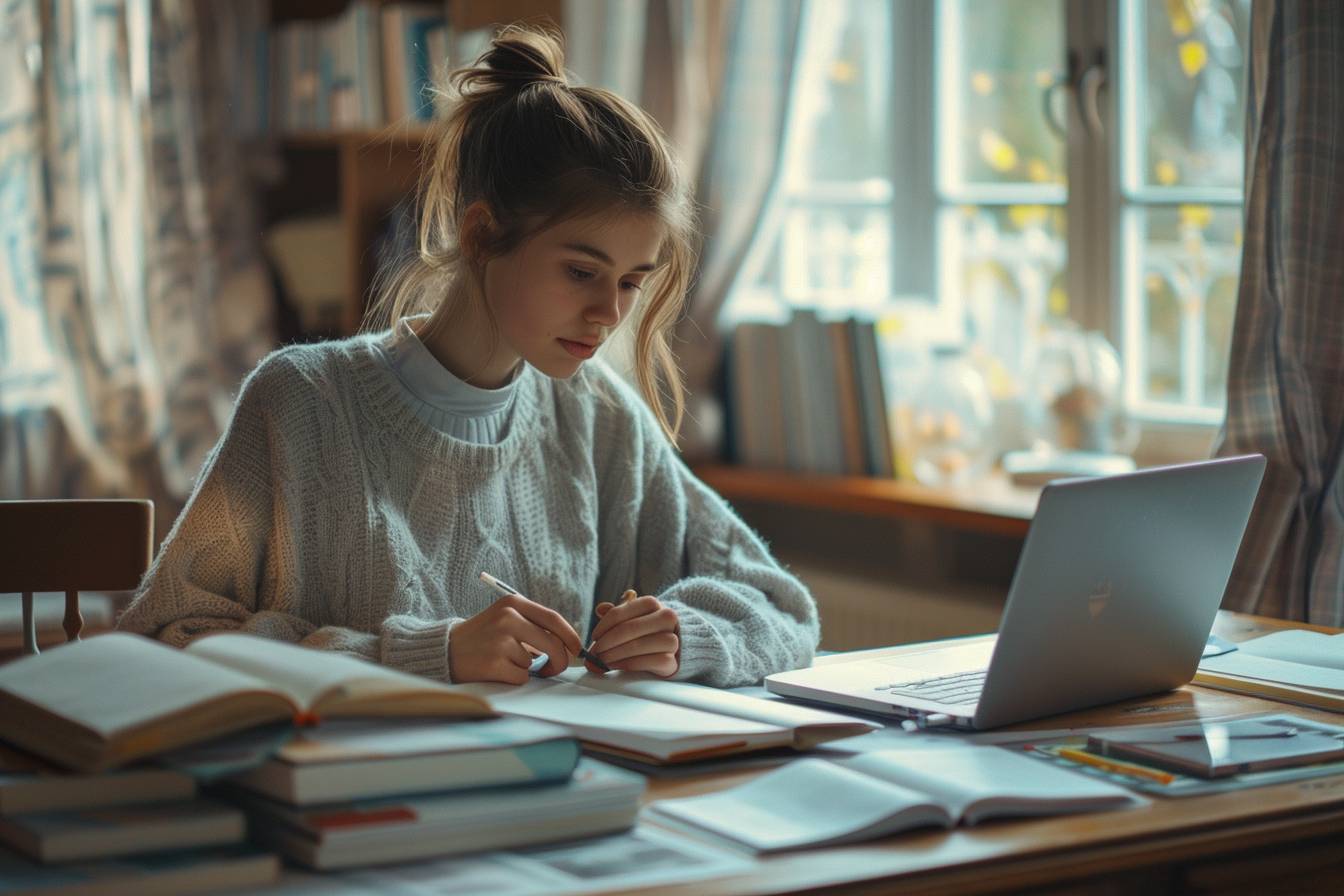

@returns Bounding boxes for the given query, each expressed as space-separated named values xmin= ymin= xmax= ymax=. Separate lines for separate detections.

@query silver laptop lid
xmin=972 ymin=454 xmax=1266 ymax=729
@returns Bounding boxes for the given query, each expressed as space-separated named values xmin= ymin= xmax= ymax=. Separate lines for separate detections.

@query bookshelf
xmin=693 ymin=465 xmax=1039 ymax=539
xmin=261 ymin=1 xmax=562 ymax=338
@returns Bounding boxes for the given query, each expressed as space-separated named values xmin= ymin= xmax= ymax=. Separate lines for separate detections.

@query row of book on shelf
xmin=225 ymin=1 xmax=489 ymax=136
xmin=728 ymin=310 xmax=901 ymax=478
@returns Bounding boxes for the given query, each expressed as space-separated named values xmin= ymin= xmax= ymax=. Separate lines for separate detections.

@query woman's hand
xmin=449 ymin=593 xmax=583 ymax=684
xmin=585 ymin=589 xmax=680 ymax=677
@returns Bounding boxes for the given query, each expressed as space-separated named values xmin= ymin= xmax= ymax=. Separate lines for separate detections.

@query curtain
xmin=1213 ymin=0 xmax=1344 ymax=626
xmin=565 ymin=0 xmax=803 ymax=458
xmin=0 ymin=0 xmax=274 ymax=539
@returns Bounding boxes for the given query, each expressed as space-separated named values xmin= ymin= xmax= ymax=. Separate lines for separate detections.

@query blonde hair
xmin=363 ymin=24 xmax=697 ymax=442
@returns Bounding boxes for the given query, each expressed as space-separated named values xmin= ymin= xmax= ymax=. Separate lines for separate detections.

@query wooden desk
xmin=634 ymin=612 xmax=1344 ymax=895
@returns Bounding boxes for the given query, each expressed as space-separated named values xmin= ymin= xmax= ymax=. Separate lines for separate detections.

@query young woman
xmin=118 ymin=26 xmax=819 ymax=687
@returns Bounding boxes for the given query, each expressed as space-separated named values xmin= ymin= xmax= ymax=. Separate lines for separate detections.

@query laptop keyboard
xmin=876 ymin=669 xmax=987 ymax=705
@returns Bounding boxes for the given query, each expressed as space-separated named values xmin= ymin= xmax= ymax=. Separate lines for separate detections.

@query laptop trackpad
xmin=872 ymin=640 xmax=996 ymax=682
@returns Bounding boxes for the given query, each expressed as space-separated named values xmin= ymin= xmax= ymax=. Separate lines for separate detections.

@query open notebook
xmin=647 ymin=746 xmax=1143 ymax=852
xmin=0 ymin=633 xmax=493 ymax=773
xmin=460 ymin=669 xmax=877 ymax=764
xmin=1196 ymin=630 xmax=1344 ymax=712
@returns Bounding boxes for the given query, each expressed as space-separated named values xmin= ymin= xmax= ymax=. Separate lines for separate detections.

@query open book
xmin=459 ymin=669 xmax=876 ymax=764
xmin=0 ymin=633 xmax=492 ymax=774
xmin=1195 ymin=630 xmax=1344 ymax=712
xmin=647 ymin=746 xmax=1142 ymax=852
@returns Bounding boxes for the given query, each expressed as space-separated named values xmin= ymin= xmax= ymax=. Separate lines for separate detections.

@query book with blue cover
xmin=223 ymin=715 xmax=579 ymax=805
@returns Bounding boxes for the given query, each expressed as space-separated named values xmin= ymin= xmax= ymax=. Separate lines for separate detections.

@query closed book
xmin=0 ymin=799 xmax=244 ymax=863
xmin=0 ymin=843 xmax=277 ymax=896
xmin=0 ymin=633 xmax=492 ymax=773
xmin=1195 ymin=630 xmax=1344 ymax=712
xmin=231 ymin=758 xmax=644 ymax=869
xmin=0 ymin=744 xmax=194 ymax=816
xmin=224 ymin=716 xmax=578 ymax=805
xmin=649 ymin=747 xmax=1140 ymax=853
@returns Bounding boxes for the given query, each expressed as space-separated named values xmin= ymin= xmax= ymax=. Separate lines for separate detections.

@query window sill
xmin=692 ymin=465 xmax=1037 ymax=539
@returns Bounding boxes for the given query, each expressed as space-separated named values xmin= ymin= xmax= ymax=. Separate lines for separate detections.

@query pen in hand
xmin=478 ymin=572 xmax=612 ymax=673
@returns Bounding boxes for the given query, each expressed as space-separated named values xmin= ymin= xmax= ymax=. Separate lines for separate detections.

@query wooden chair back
xmin=1 ymin=500 xmax=154 ymax=655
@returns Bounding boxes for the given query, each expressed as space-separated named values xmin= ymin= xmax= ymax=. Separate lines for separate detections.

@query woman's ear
xmin=460 ymin=201 xmax=495 ymax=266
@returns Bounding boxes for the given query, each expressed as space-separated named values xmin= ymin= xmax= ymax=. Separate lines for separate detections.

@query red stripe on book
xmin=308 ymin=807 xmax=418 ymax=829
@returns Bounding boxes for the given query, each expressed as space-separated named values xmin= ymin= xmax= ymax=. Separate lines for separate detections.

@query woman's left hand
xmin=586 ymin=589 xmax=680 ymax=677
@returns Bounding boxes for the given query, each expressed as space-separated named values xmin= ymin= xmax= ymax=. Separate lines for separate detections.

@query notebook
xmin=1195 ymin=630 xmax=1344 ymax=712
xmin=459 ymin=668 xmax=876 ymax=764
xmin=0 ymin=633 xmax=493 ymax=772
xmin=646 ymin=746 xmax=1141 ymax=853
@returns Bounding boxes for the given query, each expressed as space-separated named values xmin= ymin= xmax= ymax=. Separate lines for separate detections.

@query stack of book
xmin=0 ymin=742 xmax=277 ymax=894
xmin=0 ymin=632 xmax=645 ymax=880
xmin=727 ymin=310 xmax=896 ymax=477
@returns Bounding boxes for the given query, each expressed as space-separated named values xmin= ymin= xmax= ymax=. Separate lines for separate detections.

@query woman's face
xmin=481 ymin=210 xmax=665 ymax=380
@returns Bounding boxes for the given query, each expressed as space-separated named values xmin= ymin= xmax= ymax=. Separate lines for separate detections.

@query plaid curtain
xmin=1213 ymin=0 xmax=1344 ymax=626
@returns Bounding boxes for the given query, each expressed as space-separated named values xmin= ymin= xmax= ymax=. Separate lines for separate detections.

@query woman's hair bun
xmin=464 ymin=24 xmax=568 ymax=92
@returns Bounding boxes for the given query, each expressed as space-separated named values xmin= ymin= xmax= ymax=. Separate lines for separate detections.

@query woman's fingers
xmin=597 ymin=631 xmax=679 ymax=665
xmin=589 ymin=594 xmax=660 ymax=643
xmin=590 ymin=605 xmax=678 ymax=656
xmin=499 ymin=594 xmax=583 ymax=656
xmin=504 ymin=610 xmax=570 ymax=676
xmin=605 ymin=651 xmax=678 ymax=678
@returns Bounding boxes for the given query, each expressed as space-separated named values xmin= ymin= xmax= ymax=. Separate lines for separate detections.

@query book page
xmin=648 ymin=757 xmax=949 ymax=852
xmin=459 ymin=678 xmax=786 ymax=761
xmin=186 ymin=634 xmax=490 ymax=717
xmin=840 ymin=746 xmax=1138 ymax=824
xmin=1199 ymin=652 xmax=1344 ymax=694
xmin=1238 ymin=631 xmax=1344 ymax=671
xmin=0 ymin=633 xmax=290 ymax=739
xmin=553 ymin=669 xmax=877 ymax=743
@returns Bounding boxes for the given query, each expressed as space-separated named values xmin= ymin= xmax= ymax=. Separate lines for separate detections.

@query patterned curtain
xmin=0 ymin=0 xmax=275 ymax=539
xmin=1214 ymin=0 xmax=1344 ymax=626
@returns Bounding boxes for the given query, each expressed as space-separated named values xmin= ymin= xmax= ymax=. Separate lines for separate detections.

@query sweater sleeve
xmin=593 ymin=375 xmax=820 ymax=687
xmin=115 ymin=354 xmax=458 ymax=681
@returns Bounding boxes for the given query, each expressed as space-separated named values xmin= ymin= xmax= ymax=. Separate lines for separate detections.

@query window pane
xmin=787 ymin=0 xmax=893 ymax=186
xmin=780 ymin=204 xmax=892 ymax=311
xmin=942 ymin=205 xmax=1067 ymax=381
xmin=1132 ymin=205 xmax=1242 ymax=407
xmin=941 ymin=0 xmax=1066 ymax=190
xmin=1132 ymin=0 xmax=1250 ymax=191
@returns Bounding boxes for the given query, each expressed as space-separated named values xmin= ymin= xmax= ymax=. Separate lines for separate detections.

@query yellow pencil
xmin=1057 ymin=746 xmax=1176 ymax=785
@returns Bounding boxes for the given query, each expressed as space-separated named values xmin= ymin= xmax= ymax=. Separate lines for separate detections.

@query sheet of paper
xmin=1237 ymin=630 xmax=1344 ymax=671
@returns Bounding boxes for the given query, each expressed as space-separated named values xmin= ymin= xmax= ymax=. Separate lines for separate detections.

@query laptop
xmin=765 ymin=454 xmax=1267 ymax=730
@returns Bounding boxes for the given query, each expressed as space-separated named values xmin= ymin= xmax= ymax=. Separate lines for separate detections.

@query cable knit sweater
xmin=116 ymin=332 xmax=820 ymax=687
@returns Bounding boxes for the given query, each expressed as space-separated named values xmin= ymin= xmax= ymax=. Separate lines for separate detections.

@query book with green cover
xmin=223 ymin=716 xmax=579 ymax=805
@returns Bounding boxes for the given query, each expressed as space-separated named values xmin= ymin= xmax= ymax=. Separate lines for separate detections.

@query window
xmin=730 ymin=0 xmax=1250 ymax=432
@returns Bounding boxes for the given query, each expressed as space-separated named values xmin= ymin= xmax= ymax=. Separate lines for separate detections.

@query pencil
xmin=1057 ymin=746 xmax=1175 ymax=785
xmin=478 ymin=571 xmax=612 ymax=672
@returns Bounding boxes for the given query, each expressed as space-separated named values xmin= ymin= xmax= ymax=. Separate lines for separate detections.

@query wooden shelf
xmin=693 ymin=465 xmax=1039 ymax=539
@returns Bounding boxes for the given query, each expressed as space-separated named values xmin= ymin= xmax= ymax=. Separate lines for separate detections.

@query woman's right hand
xmin=448 ymin=593 xmax=583 ymax=684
